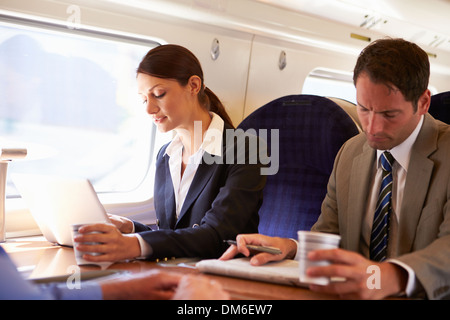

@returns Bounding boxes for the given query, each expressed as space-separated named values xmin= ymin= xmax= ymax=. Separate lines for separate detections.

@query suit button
xmin=192 ymin=224 xmax=199 ymax=228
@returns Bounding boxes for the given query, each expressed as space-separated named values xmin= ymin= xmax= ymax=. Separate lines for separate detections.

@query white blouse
xmin=135 ymin=112 xmax=224 ymax=257
xmin=164 ymin=112 xmax=224 ymax=218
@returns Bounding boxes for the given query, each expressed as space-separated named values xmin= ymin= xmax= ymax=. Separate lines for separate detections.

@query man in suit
xmin=221 ymin=38 xmax=450 ymax=300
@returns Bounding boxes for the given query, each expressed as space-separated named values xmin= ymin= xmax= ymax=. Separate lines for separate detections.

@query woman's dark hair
xmin=353 ymin=38 xmax=430 ymax=112
xmin=137 ymin=44 xmax=234 ymax=128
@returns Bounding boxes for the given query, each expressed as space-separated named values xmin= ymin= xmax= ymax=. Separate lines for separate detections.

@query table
xmin=1 ymin=236 xmax=339 ymax=300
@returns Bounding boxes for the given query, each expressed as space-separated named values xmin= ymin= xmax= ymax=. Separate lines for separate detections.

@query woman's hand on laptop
xmin=73 ymin=223 xmax=141 ymax=262
xmin=107 ymin=214 xmax=134 ymax=233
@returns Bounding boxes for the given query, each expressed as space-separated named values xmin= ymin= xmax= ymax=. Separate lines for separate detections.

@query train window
xmin=302 ymin=68 xmax=356 ymax=104
xmin=303 ymin=68 xmax=439 ymax=102
xmin=0 ymin=18 xmax=159 ymax=199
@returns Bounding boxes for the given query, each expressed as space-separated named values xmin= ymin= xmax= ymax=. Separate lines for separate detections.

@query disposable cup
xmin=71 ymin=223 xmax=104 ymax=266
xmin=297 ymin=231 xmax=341 ymax=286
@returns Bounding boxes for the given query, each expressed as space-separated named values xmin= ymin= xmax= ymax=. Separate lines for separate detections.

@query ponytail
xmin=202 ymin=87 xmax=234 ymax=128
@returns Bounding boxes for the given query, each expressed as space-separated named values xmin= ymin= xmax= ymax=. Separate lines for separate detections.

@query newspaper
xmin=196 ymin=257 xmax=306 ymax=287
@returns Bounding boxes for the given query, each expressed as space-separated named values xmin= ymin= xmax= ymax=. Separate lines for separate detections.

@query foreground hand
xmin=306 ymin=248 xmax=408 ymax=299
xmin=101 ymin=270 xmax=181 ymax=300
xmin=172 ymin=275 xmax=230 ymax=300
xmin=74 ymin=223 xmax=141 ymax=262
xmin=219 ymin=234 xmax=297 ymax=266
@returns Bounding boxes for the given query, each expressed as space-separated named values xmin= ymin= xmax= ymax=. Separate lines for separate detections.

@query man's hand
xmin=172 ymin=275 xmax=230 ymax=300
xmin=219 ymin=234 xmax=297 ymax=265
xmin=101 ymin=270 xmax=181 ymax=300
xmin=306 ymin=248 xmax=408 ymax=299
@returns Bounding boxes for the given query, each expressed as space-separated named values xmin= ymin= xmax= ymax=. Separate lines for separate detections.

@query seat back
xmin=238 ymin=94 xmax=359 ymax=238
xmin=327 ymin=97 xmax=362 ymax=132
xmin=429 ymin=91 xmax=450 ymax=124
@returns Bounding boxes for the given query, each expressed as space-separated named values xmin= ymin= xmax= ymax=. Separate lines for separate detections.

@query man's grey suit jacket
xmin=312 ymin=113 xmax=450 ymax=300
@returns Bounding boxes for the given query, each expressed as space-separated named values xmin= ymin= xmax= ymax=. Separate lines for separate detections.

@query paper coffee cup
xmin=71 ymin=223 xmax=104 ymax=266
xmin=297 ymin=231 xmax=341 ymax=286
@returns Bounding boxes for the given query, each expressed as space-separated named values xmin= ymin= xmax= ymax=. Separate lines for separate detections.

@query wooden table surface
xmin=2 ymin=236 xmax=339 ymax=300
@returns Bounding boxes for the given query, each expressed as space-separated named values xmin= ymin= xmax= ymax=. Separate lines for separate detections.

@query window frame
xmin=302 ymin=67 xmax=357 ymax=104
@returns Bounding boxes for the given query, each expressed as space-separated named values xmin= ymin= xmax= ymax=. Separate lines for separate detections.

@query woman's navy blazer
xmin=133 ymin=123 xmax=266 ymax=260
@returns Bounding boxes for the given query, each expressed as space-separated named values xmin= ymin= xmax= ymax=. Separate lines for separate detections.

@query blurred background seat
xmin=429 ymin=91 xmax=450 ymax=124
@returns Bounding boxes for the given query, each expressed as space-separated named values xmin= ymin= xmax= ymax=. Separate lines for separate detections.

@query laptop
xmin=12 ymin=173 xmax=111 ymax=247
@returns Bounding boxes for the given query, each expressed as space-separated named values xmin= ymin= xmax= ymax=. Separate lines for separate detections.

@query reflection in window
xmin=0 ymin=20 xmax=158 ymax=197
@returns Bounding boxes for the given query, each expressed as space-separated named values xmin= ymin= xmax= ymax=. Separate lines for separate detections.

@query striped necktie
xmin=370 ymin=151 xmax=395 ymax=262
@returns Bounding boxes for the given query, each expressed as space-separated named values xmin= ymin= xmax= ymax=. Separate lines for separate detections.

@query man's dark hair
xmin=353 ymin=38 xmax=430 ymax=111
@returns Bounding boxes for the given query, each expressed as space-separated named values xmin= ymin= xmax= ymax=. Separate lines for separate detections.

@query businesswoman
xmin=74 ymin=44 xmax=266 ymax=261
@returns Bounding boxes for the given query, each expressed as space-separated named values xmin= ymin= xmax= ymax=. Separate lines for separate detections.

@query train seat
xmin=327 ymin=97 xmax=362 ymax=132
xmin=429 ymin=91 xmax=450 ymax=124
xmin=238 ymin=94 xmax=359 ymax=238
